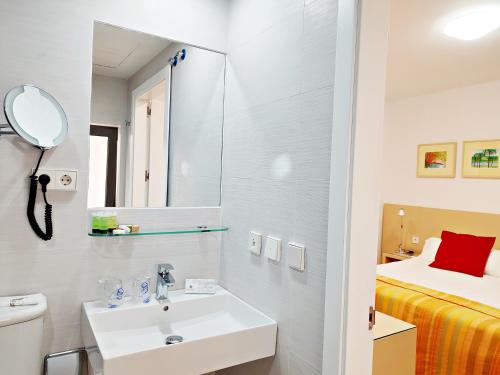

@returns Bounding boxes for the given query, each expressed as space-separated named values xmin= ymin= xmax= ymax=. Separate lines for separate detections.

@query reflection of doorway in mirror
xmin=88 ymin=135 xmax=108 ymax=207
xmin=132 ymin=80 xmax=168 ymax=207
xmin=90 ymin=22 xmax=225 ymax=208
xmin=88 ymin=125 xmax=118 ymax=207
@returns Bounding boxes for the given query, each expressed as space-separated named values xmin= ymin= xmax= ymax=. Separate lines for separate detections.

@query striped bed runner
xmin=376 ymin=275 xmax=500 ymax=375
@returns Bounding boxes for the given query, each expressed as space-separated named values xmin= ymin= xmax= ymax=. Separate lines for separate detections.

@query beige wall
xmin=383 ymin=80 xmax=500 ymax=214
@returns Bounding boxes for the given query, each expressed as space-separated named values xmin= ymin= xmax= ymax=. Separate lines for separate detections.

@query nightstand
xmin=381 ymin=251 xmax=414 ymax=264
xmin=373 ymin=312 xmax=416 ymax=375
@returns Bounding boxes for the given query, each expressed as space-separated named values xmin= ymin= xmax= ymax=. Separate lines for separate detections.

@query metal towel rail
xmin=42 ymin=348 xmax=87 ymax=375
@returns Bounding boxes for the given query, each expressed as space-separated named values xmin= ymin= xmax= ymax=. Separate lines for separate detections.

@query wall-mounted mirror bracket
xmin=0 ymin=124 xmax=15 ymax=136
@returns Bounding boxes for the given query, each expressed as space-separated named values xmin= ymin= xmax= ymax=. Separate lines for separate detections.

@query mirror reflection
xmin=89 ymin=22 xmax=225 ymax=208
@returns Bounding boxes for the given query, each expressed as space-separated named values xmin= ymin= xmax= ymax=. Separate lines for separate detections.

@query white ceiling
xmin=92 ymin=22 xmax=171 ymax=79
xmin=386 ymin=0 xmax=500 ymax=100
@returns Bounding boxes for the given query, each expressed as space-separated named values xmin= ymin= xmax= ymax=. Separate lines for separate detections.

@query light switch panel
xmin=248 ymin=231 xmax=262 ymax=255
xmin=288 ymin=243 xmax=305 ymax=271
xmin=264 ymin=236 xmax=281 ymax=262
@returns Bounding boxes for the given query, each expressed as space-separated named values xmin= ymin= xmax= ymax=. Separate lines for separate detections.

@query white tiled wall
xmin=0 ymin=2 xmax=338 ymax=374
xmin=167 ymin=45 xmax=225 ymax=207
xmin=219 ymin=0 xmax=337 ymax=374
xmin=0 ymin=0 xmax=228 ymax=357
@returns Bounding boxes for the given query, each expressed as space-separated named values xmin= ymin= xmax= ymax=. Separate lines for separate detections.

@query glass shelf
xmin=88 ymin=226 xmax=229 ymax=237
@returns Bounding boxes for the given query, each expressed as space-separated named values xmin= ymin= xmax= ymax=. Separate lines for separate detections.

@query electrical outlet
xmin=248 ymin=231 xmax=262 ymax=255
xmin=60 ymin=174 xmax=72 ymax=186
xmin=412 ymin=236 xmax=420 ymax=245
xmin=32 ymin=169 xmax=77 ymax=191
xmin=55 ymin=170 xmax=77 ymax=191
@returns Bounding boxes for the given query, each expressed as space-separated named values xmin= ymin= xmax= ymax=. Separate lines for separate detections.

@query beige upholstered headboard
xmin=381 ymin=203 xmax=500 ymax=255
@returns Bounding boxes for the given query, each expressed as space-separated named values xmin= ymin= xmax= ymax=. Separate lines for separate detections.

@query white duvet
xmin=377 ymin=257 xmax=500 ymax=309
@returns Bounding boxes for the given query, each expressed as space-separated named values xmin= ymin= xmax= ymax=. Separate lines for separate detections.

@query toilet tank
xmin=0 ymin=294 xmax=47 ymax=375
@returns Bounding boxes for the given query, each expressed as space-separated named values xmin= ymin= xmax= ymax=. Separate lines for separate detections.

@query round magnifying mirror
xmin=3 ymin=85 xmax=68 ymax=150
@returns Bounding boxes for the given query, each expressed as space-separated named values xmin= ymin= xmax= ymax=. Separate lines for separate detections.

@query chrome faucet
xmin=156 ymin=264 xmax=175 ymax=302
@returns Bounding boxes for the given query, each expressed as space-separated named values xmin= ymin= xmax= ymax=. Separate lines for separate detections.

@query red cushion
xmin=429 ymin=230 xmax=495 ymax=277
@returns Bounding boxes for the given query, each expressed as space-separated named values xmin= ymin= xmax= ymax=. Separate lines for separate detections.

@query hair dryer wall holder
xmin=0 ymin=123 xmax=16 ymax=136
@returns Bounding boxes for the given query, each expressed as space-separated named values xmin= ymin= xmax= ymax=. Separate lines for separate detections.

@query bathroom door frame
xmin=322 ymin=0 xmax=390 ymax=374
xmin=127 ymin=66 xmax=171 ymax=207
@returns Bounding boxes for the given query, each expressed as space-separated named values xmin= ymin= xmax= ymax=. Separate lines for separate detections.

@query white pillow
xmin=420 ymin=237 xmax=442 ymax=261
xmin=485 ymin=250 xmax=500 ymax=277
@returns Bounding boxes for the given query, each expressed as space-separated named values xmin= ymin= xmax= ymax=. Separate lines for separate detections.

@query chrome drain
xmin=165 ymin=335 xmax=183 ymax=345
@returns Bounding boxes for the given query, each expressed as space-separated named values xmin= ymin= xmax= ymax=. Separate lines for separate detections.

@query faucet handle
xmin=158 ymin=263 xmax=174 ymax=275
xmin=157 ymin=263 xmax=175 ymax=288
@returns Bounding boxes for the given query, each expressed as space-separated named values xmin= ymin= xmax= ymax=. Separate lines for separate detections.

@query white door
xmin=128 ymin=67 xmax=171 ymax=208
xmin=147 ymin=82 xmax=167 ymax=207
xmin=131 ymin=81 xmax=168 ymax=207
xmin=323 ymin=0 xmax=390 ymax=374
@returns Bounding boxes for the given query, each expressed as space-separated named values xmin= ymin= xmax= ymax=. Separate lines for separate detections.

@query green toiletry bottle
xmin=99 ymin=212 xmax=107 ymax=234
xmin=92 ymin=213 xmax=100 ymax=234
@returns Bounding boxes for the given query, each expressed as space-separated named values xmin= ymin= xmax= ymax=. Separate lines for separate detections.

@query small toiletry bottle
xmin=108 ymin=211 xmax=118 ymax=233
xmin=92 ymin=213 xmax=100 ymax=234
xmin=98 ymin=212 xmax=107 ymax=234
xmin=133 ymin=275 xmax=152 ymax=304
xmin=103 ymin=212 xmax=111 ymax=234
xmin=118 ymin=225 xmax=131 ymax=234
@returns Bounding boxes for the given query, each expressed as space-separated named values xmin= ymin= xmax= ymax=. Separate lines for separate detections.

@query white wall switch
xmin=411 ymin=236 xmax=419 ymax=245
xmin=288 ymin=243 xmax=305 ymax=271
xmin=33 ymin=169 xmax=78 ymax=191
xmin=264 ymin=236 xmax=281 ymax=262
xmin=248 ymin=231 xmax=262 ymax=255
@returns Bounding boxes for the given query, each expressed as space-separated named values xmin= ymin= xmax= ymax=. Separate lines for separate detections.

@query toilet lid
xmin=0 ymin=294 xmax=47 ymax=327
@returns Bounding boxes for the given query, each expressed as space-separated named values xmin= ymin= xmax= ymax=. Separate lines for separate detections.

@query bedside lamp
xmin=398 ymin=208 xmax=406 ymax=254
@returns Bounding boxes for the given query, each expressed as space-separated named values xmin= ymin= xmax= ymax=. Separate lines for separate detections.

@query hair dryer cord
xmin=27 ymin=150 xmax=53 ymax=241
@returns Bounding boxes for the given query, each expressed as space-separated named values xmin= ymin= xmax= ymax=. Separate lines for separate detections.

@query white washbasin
xmin=81 ymin=286 xmax=277 ymax=375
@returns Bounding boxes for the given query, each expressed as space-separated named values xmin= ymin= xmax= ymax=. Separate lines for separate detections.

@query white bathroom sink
xmin=81 ymin=286 xmax=277 ymax=375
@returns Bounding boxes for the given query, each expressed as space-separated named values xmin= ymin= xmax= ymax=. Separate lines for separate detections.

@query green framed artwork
xmin=462 ymin=139 xmax=500 ymax=179
xmin=417 ymin=142 xmax=457 ymax=178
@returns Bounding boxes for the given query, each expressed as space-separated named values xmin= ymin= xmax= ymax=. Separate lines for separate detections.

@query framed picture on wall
xmin=462 ymin=139 xmax=500 ymax=179
xmin=417 ymin=142 xmax=457 ymax=178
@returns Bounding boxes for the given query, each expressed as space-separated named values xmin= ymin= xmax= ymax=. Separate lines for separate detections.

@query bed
xmin=376 ymin=256 xmax=500 ymax=375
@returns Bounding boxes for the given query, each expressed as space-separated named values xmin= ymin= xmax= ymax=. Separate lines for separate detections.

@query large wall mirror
xmin=88 ymin=22 xmax=225 ymax=208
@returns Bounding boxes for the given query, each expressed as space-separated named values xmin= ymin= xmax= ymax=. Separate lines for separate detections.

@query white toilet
xmin=0 ymin=293 xmax=47 ymax=375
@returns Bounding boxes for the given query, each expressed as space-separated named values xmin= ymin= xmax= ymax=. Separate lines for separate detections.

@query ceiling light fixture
xmin=443 ymin=6 xmax=500 ymax=40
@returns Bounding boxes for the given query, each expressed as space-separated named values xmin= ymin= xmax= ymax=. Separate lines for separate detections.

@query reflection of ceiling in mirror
xmin=92 ymin=22 xmax=171 ymax=79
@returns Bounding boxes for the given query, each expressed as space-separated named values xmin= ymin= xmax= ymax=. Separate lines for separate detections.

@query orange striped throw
xmin=376 ymin=275 xmax=500 ymax=375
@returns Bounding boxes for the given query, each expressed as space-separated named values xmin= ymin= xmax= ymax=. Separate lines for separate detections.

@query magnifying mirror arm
xmin=0 ymin=123 xmax=15 ymax=136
